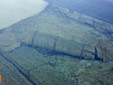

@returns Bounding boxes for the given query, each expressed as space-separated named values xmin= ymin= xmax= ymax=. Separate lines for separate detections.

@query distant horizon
xmin=0 ymin=0 xmax=48 ymax=30
xmin=1 ymin=0 xmax=113 ymax=30
xmin=45 ymin=0 xmax=113 ymax=24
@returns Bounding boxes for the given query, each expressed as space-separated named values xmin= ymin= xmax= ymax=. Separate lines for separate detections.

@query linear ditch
xmin=0 ymin=51 xmax=38 ymax=85
xmin=29 ymin=45 xmax=103 ymax=61
xmin=0 ymin=44 xmax=104 ymax=85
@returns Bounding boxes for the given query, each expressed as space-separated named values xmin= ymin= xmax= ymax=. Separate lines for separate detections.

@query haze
xmin=0 ymin=0 xmax=48 ymax=29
